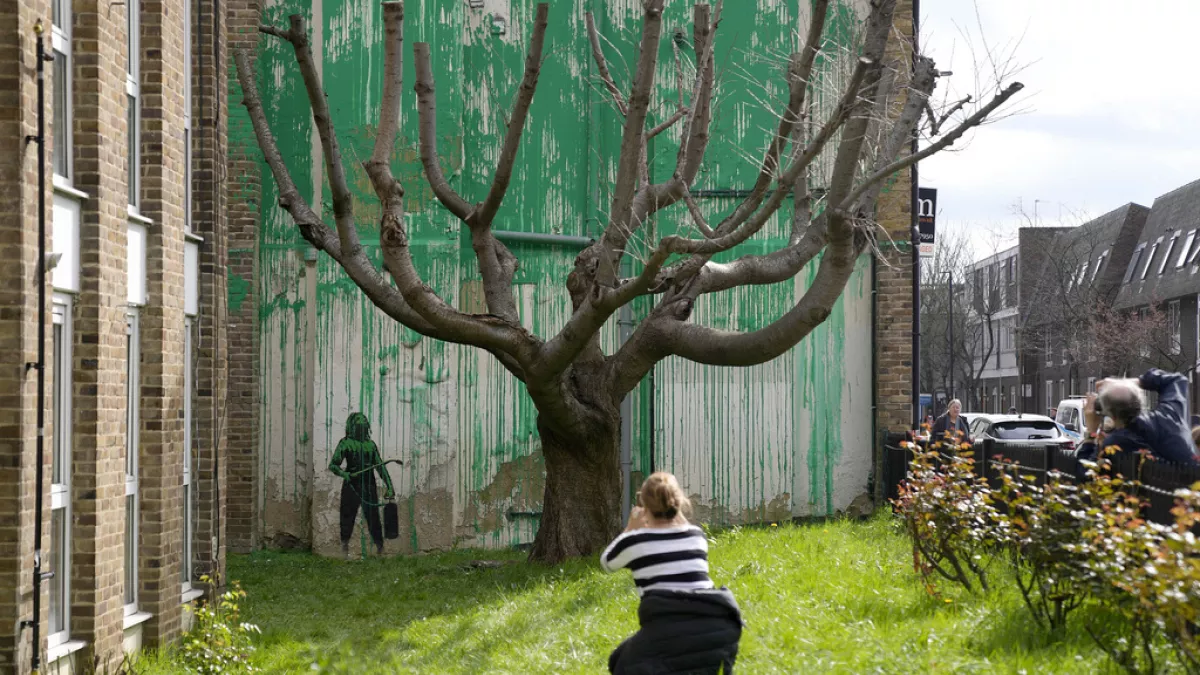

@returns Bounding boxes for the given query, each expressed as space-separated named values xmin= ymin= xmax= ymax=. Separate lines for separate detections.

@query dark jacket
xmin=1078 ymin=369 xmax=1198 ymax=465
xmin=609 ymin=588 xmax=743 ymax=675
xmin=929 ymin=414 xmax=971 ymax=446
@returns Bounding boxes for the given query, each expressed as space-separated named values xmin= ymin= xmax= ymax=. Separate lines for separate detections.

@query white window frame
xmin=1161 ymin=234 xmax=1179 ymax=275
xmin=182 ymin=319 xmax=193 ymax=592
xmin=1125 ymin=244 xmax=1146 ymax=283
xmin=126 ymin=0 xmax=140 ymax=212
xmin=1093 ymin=251 xmax=1108 ymax=281
xmin=49 ymin=298 xmax=72 ymax=648
xmin=1142 ymin=237 xmax=1162 ymax=280
xmin=1179 ymin=231 xmax=1196 ymax=268
xmin=1046 ymin=380 xmax=1053 ymax=410
xmin=1087 ymin=376 xmax=1096 ymax=393
xmin=183 ymin=0 xmax=192 ymax=234
xmin=51 ymin=0 xmax=72 ymax=184
xmin=1045 ymin=335 xmax=1053 ymax=366
xmin=124 ymin=310 xmax=140 ymax=616
xmin=1058 ymin=379 xmax=1066 ymax=404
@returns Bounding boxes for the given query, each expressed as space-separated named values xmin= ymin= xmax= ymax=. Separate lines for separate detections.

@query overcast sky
xmin=918 ymin=0 xmax=1200 ymax=260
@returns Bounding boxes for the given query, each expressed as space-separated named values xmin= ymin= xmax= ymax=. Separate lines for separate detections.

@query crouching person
xmin=601 ymin=472 xmax=743 ymax=674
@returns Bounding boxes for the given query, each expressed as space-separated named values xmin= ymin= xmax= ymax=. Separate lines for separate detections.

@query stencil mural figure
xmin=329 ymin=413 xmax=395 ymax=555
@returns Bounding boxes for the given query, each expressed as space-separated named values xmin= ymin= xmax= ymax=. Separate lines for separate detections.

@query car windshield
xmin=991 ymin=421 xmax=1060 ymax=441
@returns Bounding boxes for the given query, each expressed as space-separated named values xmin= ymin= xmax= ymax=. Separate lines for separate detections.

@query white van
xmin=1055 ymin=396 xmax=1088 ymax=440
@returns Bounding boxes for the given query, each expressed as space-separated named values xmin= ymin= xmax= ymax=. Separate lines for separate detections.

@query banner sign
xmin=917 ymin=187 xmax=936 ymax=258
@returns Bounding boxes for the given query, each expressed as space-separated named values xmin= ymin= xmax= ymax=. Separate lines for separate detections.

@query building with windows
xmin=0 ymin=0 xmax=228 ymax=672
xmin=1026 ymin=203 xmax=1149 ymax=415
xmin=1111 ymin=179 xmax=1200 ymax=411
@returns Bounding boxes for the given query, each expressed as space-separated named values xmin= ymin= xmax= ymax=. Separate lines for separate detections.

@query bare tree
xmin=235 ymin=0 xmax=1022 ymax=562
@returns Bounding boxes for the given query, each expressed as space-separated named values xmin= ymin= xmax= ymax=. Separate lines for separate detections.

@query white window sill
xmin=182 ymin=588 xmax=204 ymax=604
xmin=52 ymin=177 xmax=88 ymax=201
xmin=127 ymin=207 xmax=154 ymax=227
xmin=123 ymin=610 xmax=152 ymax=631
xmin=185 ymin=231 xmax=205 ymax=244
xmin=47 ymin=638 xmax=87 ymax=664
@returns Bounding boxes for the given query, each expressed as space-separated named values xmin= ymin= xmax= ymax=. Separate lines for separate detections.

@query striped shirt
xmin=600 ymin=525 xmax=713 ymax=596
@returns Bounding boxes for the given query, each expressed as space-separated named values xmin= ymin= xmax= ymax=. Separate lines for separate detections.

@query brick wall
xmin=0 ymin=0 xmax=226 ymax=669
xmin=192 ymin=0 xmax=230 ymax=581
xmin=137 ymin=0 xmax=188 ymax=646
xmin=69 ymin=0 xmax=132 ymax=668
xmin=224 ymin=0 xmax=261 ymax=553
xmin=0 ymin=0 xmax=50 ymax=670
xmin=872 ymin=0 xmax=917 ymax=496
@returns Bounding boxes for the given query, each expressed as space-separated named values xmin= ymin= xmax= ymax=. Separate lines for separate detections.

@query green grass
xmin=138 ymin=514 xmax=1128 ymax=674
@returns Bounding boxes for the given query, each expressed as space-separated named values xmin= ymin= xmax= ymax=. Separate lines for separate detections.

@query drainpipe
xmin=871 ymin=253 xmax=881 ymax=502
xmin=25 ymin=22 xmax=53 ymax=675
xmin=910 ymin=0 xmax=922 ymax=431
xmin=619 ymin=259 xmax=633 ymax=525
xmin=493 ymin=230 xmax=593 ymax=248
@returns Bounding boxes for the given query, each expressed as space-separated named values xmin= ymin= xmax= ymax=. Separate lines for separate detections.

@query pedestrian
xmin=1079 ymin=369 xmax=1199 ymax=465
xmin=930 ymin=398 xmax=971 ymax=446
xmin=601 ymin=472 xmax=743 ymax=674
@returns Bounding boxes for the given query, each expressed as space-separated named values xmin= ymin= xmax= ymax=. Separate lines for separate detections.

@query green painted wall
xmin=233 ymin=0 xmax=877 ymax=556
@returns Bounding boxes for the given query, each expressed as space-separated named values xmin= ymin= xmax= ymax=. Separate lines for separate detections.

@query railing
xmin=882 ymin=434 xmax=1200 ymax=527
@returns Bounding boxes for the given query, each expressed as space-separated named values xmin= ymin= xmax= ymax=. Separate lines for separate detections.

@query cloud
xmin=917 ymin=0 xmax=1200 ymax=259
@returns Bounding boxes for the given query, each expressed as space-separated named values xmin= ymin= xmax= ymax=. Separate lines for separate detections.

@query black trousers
xmin=339 ymin=479 xmax=384 ymax=550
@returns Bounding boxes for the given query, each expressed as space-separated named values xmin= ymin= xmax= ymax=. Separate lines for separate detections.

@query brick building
xmin=0 ymin=0 xmax=228 ymax=672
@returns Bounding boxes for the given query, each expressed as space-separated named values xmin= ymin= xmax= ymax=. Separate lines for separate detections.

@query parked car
xmin=1055 ymin=397 xmax=1089 ymax=439
xmin=969 ymin=413 xmax=1077 ymax=452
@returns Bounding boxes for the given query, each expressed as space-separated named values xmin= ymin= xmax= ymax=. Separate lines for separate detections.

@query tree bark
xmin=528 ymin=414 xmax=622 ymax=564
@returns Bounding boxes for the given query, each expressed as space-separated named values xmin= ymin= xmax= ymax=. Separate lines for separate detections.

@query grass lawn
xmin=138 ymin=514 xmax=1126 ymax=674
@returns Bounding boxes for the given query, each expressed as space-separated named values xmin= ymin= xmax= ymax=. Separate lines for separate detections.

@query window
xmin=1045 ymin=380 xmax=1053 ymax=410
xmin=1005 ymin=257 xmax=1017 ymax=307
xmin=1189 ymin=235 xmax=1200 ymax=267
xmin=1058 ymin=379 xmax=1066 ymax=403
xmin=183 ymin=0 xmax=192 ymax=233
xmin=49 ymin=299 xmax=72 ymax=647
xmin=1087 ymin=376 xmax=1096 ymax=393
xmin=51 ymin=0 xmax=72 ymax=180
xmin=1161 ymin=234 xmax=1179 ymax=275
xmin=182 ymin=319 xmax=194 ymax=590
xmin=1169 ymin=300 xmax=1182 ymax=355
xmin=1179 ymin=231 xmax=1197 ymax=268
xmin=1045 ymin=335 xmax=1053 ymax=366
xmin=1010 ymin=386 xmax=1016 ymax=410
xmin=1092 ymin=251 xmax=1108 ymax=281
xmin=992 ymin=387 xmax=999 ymax=414
xmin=125 ymin=311 xmax=140 ymax=615
xmin=1141 ymin=237 xmax=1162 ymax=280
xmin=126 ymin=0 xmax=140 ymax=209
xmin=973 ymin=269 xmax=984 ymax=310
xmin=1124 ymin=244 xmax=1145 ymax=284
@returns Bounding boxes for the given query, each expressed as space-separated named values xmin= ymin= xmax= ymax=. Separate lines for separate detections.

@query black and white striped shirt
xmin=600 ymin=525 xmax=713 ymax=596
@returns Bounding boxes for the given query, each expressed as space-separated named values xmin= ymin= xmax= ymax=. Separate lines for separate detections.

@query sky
xmin=918 ymin=0 xmax=1200 ymax=261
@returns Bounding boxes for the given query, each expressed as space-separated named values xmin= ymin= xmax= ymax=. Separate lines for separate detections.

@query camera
xmin=1093 ymin=398 xmax=1104 ymax=415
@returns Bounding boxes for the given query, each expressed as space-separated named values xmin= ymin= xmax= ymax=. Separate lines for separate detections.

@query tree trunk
xmin=528 ymin=415 xmax=622 ymax=564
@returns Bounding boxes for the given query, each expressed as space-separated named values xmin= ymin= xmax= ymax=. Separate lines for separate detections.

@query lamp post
xmin=940 ymin=271 xmax=955 ymax=402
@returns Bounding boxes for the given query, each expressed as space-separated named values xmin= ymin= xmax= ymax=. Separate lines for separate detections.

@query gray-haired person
xmin=1080 ymin=369 xmax=1198 ymax=465
xmin=930 ymin=398 xmax=971 ymax=445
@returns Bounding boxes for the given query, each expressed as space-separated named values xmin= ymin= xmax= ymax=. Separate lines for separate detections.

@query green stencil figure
xmin=329 ymin=413 xmax=395 ymax=555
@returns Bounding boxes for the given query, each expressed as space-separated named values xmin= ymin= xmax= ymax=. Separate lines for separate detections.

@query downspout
xmin=910 ymin=0 xmax=922 ymax=431
xmin=25 ymin=22 xmax=52 ymax=675
xmin=871 ymin=254 xmax=880 ymax=501
xmin=619 ymin=262 xmax=633 ymax=525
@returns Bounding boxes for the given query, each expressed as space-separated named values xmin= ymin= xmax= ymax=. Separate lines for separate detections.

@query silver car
xmin=967 ymin=413 xmax=1077 ymax=452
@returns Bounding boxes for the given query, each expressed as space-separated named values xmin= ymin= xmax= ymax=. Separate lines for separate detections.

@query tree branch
xmin=585 ymin=11 xmax=628 ymax=116
xmin=232 ymin=50 xmax=336 ymax=256
xmin=838 ymin=81 xmax=1024 ymax=214
xmin=363 ymin=2 xmax=405 ymax=205
xmin=476 ymin=3 xmax=550 ymax=226
xmin=413 ymin=42 xmax=473 ymax=220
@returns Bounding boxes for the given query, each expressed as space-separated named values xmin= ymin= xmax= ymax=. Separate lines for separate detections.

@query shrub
xmin=991 ymin=462 xmax=1090 ymax=633
xmin=178 ymin=575 xmax=261 ymax=675
xmin=892 ymin=436 xmax=997 ymax=594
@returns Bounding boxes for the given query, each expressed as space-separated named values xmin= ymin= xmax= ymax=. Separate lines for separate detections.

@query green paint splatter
xmin=228 ymin=272 xmax=251 ymax=313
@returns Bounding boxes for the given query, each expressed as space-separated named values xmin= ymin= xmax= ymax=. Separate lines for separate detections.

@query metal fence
xmin=883 ymin=435 xmax=1200 ymax=527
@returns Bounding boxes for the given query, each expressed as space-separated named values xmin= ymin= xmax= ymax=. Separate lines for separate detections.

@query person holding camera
xmin=601 ymin=472 xmax=743 ymax=674
xmin=1079 ymin=369 xmax=1199 ymax=465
